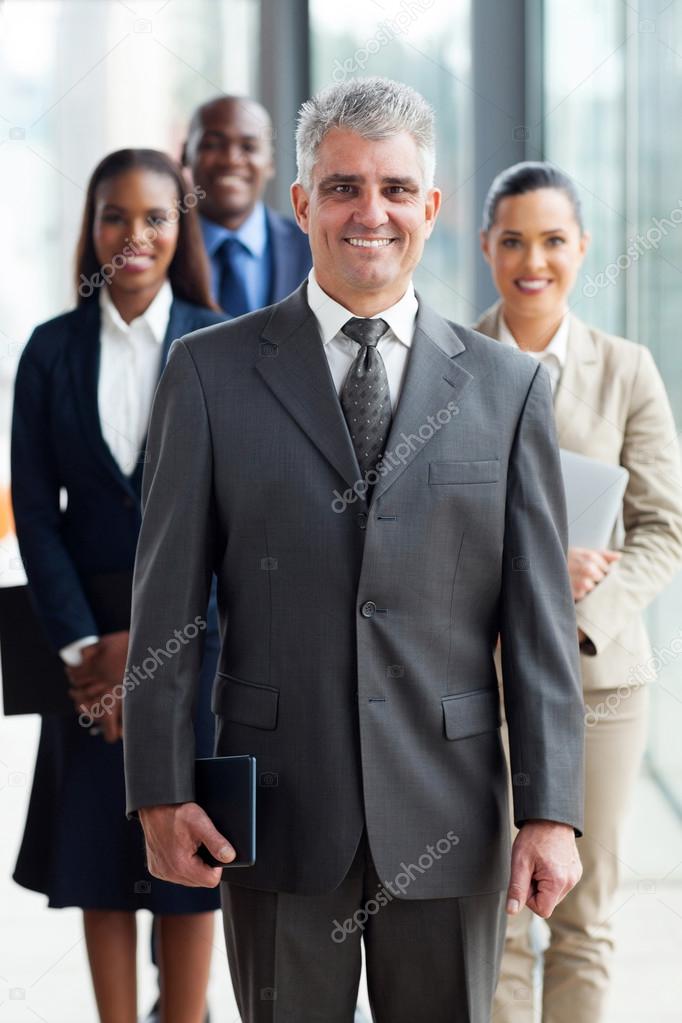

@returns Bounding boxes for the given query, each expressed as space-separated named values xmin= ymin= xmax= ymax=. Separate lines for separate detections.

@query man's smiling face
xmin=186 ymin=97 xmax=275 ymax=230
xmin=291 ymin=127 xmax=440 ymax=315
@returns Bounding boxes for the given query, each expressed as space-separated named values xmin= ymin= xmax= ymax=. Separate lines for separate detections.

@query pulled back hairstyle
xmin=481 ymin=161 xmax=584 ymax=233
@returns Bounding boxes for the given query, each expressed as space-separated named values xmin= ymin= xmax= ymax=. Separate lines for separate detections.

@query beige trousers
xmin=493 ymin=682 xmax=649 ymax=1023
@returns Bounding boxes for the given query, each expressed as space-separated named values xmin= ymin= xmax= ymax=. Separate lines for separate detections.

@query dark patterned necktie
xmin=340 ymin=317 xmax=392 ymax=479
xmin=217 ymin=237 xmax=250 ymax=316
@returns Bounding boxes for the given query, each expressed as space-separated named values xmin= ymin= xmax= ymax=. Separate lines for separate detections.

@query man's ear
xmin=290 ymin=182 xmax=310 ymax=234
xmin=423 ymin=187 xmax=442 ymax=239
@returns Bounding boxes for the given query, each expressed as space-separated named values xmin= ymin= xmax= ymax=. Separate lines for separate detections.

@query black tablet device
xmin=194 ymin=754 xmax=256 ymax=868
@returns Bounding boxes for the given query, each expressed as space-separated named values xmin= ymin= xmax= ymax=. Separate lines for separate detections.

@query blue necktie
xmin=217 ymin=237 xmax=250 ymax=317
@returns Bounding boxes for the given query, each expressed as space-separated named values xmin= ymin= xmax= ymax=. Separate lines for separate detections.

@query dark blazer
xmin=264 ymin=208 xmax=312 ymax=304
xmin=11 ymin=294 xmax=225 ymax=651
xmin=123 ymin=283 xmax=585 ymax=900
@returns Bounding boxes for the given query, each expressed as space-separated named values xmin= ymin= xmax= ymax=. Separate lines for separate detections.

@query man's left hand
xmin=506 ymin=820 xmax=582 ymax=918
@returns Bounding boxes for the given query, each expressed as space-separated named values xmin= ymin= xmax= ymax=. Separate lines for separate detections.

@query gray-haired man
xmin=123 ymin=77 xmax=584 ymax=1022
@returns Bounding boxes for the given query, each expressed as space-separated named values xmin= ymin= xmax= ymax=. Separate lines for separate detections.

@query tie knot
xmin=219 ymin=236 xmax=247 ymax=259
xmin=341 ymin=317 xmax=389 ymax=349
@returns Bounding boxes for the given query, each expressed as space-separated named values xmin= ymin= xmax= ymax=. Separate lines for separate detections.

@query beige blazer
xmin=475 ymin=302 xmax=682 ymax=691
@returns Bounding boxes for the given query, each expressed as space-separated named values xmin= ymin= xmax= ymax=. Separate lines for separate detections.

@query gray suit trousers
xmin=220 ymin=832 xmax=506 ymax=1023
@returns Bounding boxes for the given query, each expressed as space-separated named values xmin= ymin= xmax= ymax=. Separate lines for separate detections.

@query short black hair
xmin=481 ymin=161 xmax=584 ymax=232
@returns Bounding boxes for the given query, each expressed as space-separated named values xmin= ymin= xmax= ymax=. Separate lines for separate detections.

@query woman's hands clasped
xmin=66 ymin=630 xmax=130 ymax=742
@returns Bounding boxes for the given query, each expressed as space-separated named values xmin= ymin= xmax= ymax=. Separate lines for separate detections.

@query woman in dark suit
xmin=11 ymin=149 xmax=226 ymax=1023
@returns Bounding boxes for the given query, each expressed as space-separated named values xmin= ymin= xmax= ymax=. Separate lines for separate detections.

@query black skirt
xmin=13 ymin=630 xmax=221 ymax=914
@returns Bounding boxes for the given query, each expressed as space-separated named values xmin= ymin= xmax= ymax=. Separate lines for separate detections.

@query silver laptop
xmin=559 ymin=449 xmax=629 ymax=548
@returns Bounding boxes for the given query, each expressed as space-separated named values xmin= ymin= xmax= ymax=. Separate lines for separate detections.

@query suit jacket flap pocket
xmin=429 ymin=459 xmax=500 ymax=485
xmin=442 ymin=688 xmax=500 ymax=740
xmin=212 ymin=672 xmax=279 ymax=729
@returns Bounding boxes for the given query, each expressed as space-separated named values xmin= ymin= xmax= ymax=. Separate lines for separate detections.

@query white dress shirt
xmin=59 ymin=282 xmax=171 ymax=666
xmin=98 ymin=280 xmax=171 ymax=475
xmin=498 ymin=312 xmax=569 ymax=395
xmin=306 ymin=269 xmax=418 ymax=409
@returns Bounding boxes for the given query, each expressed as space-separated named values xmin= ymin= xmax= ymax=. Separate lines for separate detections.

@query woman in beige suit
xmin=476 ymin=161 xmax=682 ymax=1023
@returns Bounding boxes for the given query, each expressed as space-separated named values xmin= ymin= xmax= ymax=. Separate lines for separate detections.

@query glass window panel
xmin=635 ymin=0 xmax=682 ymax=803
xmin=0 ymin=0 xmax=259 ymax=585
xmin=543 ymin=0 xmax=627 ymax=335
xmin=545 ymin=0 xmax=682 ymax=808
xmin=310 ymin=0 xmax=474 ymax=323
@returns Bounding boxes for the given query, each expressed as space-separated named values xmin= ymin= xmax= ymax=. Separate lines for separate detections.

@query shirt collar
xmin=200 ymin=202 xmax=268 ymax=260
xmin=99 ymin=279 xmax=172 ymax=345
xmin=306 ymin=268 xmax=417 ymax=349
xmin=498 ymin=311 xmax=569 ymax=368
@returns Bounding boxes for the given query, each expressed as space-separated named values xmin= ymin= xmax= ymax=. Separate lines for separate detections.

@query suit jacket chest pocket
xmin=428 ymin=459 xmax=500 ymax=486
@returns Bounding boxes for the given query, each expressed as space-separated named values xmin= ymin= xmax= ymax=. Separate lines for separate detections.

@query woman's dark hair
xmin=481 ymin=161 xmax=584 ymax=233
xmin=75 ymin=147 xmax=217 ymax=309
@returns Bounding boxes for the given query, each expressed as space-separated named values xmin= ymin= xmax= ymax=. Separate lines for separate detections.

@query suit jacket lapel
xmin=257 ymin=286 xmax=474 ymax=501
xmin=256 ymin=283 xmax=364 ymax=493
xmin=132 ymin=296 xmax=191 ymax=470
xmin=159 ymin=296 xmax=192 ymax=376
xmin=266 ymin=209 xmax=292 ymax=305
xmin=67 ymin=300 xmax=136 ymax=497
xmin=552 ymin=316 xmax=598 ymax=447
xmin=473 ymin=301 xmax=500 ymax=343
xmin=474 ymin=301 xmax=599 ymax=448
xmin=372 ymin=300 xmax=473 ymax=502
xmin=68 ymin=293 xmax=187 ymax=498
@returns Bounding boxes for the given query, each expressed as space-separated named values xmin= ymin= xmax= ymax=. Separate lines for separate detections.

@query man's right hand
xmin=139 ymin=802 xmax=236 ymax=887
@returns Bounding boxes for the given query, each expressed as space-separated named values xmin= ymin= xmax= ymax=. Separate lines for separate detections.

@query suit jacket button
xmin=361 ymin=601 xmax=376 ymax=618
xmin=356 ymin=513 xmax=367 ymax=530
xmin=122 ymin=496 xmax=135 ymax=508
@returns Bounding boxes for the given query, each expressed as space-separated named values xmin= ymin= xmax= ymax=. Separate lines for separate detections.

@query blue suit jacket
xmin=264 ymin=208 xmax=312 ymax=304
xmin=11 ymin=294 xmax=226 ymax=652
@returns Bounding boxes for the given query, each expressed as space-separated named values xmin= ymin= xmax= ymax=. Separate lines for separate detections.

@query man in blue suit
xmin=183 ymin=96 xmax=312 ymax=315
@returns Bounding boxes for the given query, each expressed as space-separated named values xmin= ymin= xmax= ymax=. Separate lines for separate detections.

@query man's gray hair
xmin=295 ymin=77 xmax=436 ymax=191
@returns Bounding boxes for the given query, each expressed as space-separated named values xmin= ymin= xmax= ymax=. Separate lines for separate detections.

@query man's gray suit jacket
xmin=123 ymin=282 xmax=584 ymax=900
